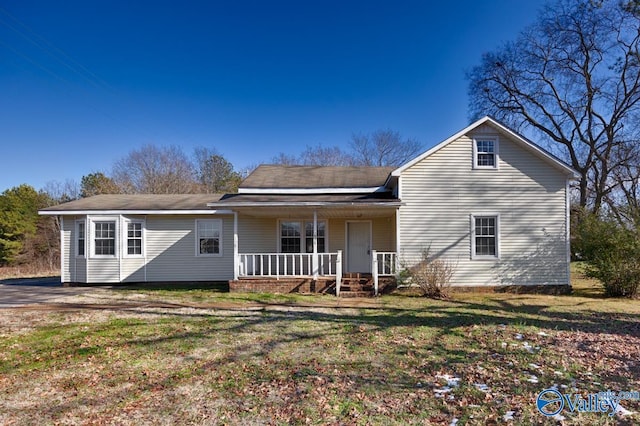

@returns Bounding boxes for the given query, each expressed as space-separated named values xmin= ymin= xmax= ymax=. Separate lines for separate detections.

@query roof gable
xmin=392 ymin=116 xmax=578 ymax=177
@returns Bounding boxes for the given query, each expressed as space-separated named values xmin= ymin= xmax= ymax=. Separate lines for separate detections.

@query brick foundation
xmin=230 ymin=276 xmax=398 ymax=295
xmin=229 ymin=278 xmax=336 ymax=294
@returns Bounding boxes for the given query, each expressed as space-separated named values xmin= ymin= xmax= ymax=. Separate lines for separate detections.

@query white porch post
xmin=312 ymin=210 xmax=318 ymax=279
xmin=59 ymin=216 xmax=64 ymax=284
xmin=336 ymin=250 xmax=342 ymax=296
xmin=372 ymin=249 xmax=379 ymax=296
xmin=395 ymin=207 xmax=401 ymax=277
xmin=233 ymin=211 xmax=239 ymax=280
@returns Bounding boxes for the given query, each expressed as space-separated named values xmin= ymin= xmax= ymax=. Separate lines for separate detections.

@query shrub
xmin=399 ymin=249 xmax=456 ymax=299
xmin=575 ymin=212 xmax=640 ymax=298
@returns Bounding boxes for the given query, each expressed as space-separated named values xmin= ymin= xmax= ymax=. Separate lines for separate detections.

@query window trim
xmin=75 ymin=219 xmax=86 ymax=258
xmin=470 ymin=214 xmax=500 ymax=260
xmin=195 ymin=219 xmax=223 ymax=257
xmin=123 ymin=219 xmax=145 ymax=258
xmin=90 ymin=219 xmax=117 ymax=258
xmin=277 ymin=219 xmax=328 ymax=253
xmin=472 ymin=136 xmax=499 ymax=170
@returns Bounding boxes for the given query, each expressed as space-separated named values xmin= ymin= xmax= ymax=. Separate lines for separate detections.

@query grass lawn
xmin=0 ymin=265 xmax=638 ymax=425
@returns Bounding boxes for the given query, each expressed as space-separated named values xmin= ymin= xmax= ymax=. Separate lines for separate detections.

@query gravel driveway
xmin=0 ymin=278 xmax=97 ymax=308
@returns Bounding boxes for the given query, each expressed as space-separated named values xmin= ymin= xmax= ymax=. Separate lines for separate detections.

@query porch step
xmin=338 ymin=274 xmax=375 ymax=297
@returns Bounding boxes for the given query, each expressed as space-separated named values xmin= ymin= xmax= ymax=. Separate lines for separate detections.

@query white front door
xmin=347 ymin=221 xmax=371 ymax=273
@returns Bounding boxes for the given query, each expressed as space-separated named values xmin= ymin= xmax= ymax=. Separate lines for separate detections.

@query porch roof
xmin=208 ymin=192 xmax=401 ymax=208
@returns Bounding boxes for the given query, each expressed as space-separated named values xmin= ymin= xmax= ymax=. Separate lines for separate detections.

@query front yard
xmin=0 ymin=267 xmax=638 ymax=425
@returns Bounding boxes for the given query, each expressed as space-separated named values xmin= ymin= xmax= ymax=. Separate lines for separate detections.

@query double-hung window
xmin=76 ymin=220 xmax=85 ymax=257
xmin=280 ymin=221 xmax=301 ymax=253
xmin=94 ymin=221 xmax=116 ymax=256
xmin=125 ymin=220 xmax=144 ymax=256
xmin=196 ymin=219 xmax=222 ymax=256
xmin=471 ymin=215 xmax=499 ymax=259
xmin=473 ymin=137 xmax=498 ymax=169
xmin=280 ymin=220 xmax=326 ymax=253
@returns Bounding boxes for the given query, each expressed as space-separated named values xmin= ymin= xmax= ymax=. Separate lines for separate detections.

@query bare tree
xmin=468 ymin=0 xmax=640 ymax=212
xmin=42 ymin=179 xmax=80 ymax=203
xmin=194 ymin=147 xmax=242 ymax=193
xmin=299 ymin=145 xmax=353 ymax=166
xmin=112 ymin=145 xmax=198 ymax=194
xmin=271 ymin=135 xmax=421 ymax=167
xmin=271 ymin=145 xmax=352 ymax=166
xmin=350 ymin=129 xmax=422 ymax=167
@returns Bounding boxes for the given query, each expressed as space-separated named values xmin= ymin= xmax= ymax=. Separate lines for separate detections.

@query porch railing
xmin=239 ymin=252 xmax=340 ymax=278
xmin=375 ymin=251 xmax=399 ymax=276
xmin=237 ymin=250 xmax=396 ymax=297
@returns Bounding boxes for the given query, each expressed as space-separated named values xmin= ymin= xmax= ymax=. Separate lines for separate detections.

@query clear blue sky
xmin=0 ymin=0 xmax=546 ymax=192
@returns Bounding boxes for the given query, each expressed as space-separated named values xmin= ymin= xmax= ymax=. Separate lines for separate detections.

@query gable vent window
xmin=473 ymin=137 xmax=498 ymax=169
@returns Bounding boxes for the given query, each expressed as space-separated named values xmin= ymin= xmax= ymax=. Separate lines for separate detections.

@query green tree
xmin=80 ymin=172 xmax=120 ymax=197
xmin=194 ymin=147 xmax=242 ymax=193
xmin=0 ymin=184 xmax=51 ymax=265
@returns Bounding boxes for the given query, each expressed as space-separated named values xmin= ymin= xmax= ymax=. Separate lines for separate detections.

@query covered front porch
xmin=228 ymin=203 xmax=400 ymax=296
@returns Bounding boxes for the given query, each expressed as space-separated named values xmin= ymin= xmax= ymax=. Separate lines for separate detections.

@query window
xmin=472 ymin=215 xmax=499 ymax=259
xmin=305 ymin=221 xmax=326 ymax=253
xmin=474 ymin=137 xmax=498 ymax=169
xmin=196 ymin=219 xmax=222 ymax=256
xmin=280 ymin=220 xmax=327 ymax=253
xmin=76 ymin=220 xmax=85 ymax=257
xmin=94 ymin=221 xmax=116 ymax=256
xmin=280 ymin=221 xmax=301 ymax=253
xmin=126 ymin=221 xmax=143 ymax=256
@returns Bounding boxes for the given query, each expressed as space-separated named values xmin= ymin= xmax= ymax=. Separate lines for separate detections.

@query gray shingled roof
xmin=241 ymin=165 xmax=394 ymax=189
xmin=40 ymin=194 xmax=223 ymax=212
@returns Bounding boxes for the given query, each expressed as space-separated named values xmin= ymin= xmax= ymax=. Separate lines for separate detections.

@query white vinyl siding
xmin=237 ymin=216 xmax=278 ymax=253
xmin=69 ymin=215 xmax=232 ymax=283
xmin=145 ymin=215 xmax=233 ymax=281
xmin=399 ymin=123 xmax=569 ymax=286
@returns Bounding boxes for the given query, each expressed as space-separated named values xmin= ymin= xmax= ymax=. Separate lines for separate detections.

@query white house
xmin=40 ymin=117 xmax=577 ymax=295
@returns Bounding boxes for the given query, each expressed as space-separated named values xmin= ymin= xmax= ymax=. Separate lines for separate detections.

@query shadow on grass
xmin=111 ymin=281 xmax=230 ymax=292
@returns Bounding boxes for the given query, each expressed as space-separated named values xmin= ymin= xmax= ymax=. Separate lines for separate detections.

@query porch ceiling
xmin=234 ymin=205 xmax=398 ymax=219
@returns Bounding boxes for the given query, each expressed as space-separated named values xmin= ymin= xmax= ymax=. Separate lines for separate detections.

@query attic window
xmin=473 ymin=137 xmax=498 ymax=169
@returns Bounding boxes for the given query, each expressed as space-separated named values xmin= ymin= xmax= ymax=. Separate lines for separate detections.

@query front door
xmin=347 ymin=221 xmax=371 ymax=273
